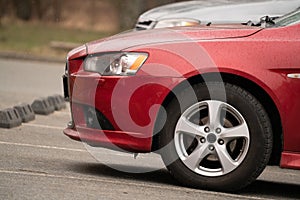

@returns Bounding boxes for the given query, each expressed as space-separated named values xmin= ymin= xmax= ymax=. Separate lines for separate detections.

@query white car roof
xmin=138 ymin=0 xmax=300 ymax=24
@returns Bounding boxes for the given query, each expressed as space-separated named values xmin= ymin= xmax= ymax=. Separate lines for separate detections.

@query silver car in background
xmin=135 ymin=0 xmax=300 ymax=30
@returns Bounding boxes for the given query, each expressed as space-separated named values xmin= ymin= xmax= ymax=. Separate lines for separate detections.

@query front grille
xmin=83 ymin=105 xmax=114 ymax=131
xmin=62 ymin=63 xmax=70 ymax=101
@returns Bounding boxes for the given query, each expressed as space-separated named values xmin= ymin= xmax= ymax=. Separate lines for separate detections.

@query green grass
xmin=0 ymin=23 xmax=113 ymax=59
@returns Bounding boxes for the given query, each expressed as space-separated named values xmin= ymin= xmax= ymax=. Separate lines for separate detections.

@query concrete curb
xmin=14 ymin=103 xmax=35 ymax=123
xmin=0 ymin=95 xmax=66 ymax=129
xmin=0 ymin=108 xmax=22 ymax=128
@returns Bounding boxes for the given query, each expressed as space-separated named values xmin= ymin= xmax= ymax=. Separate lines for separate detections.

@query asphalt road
xmin=0 ymin=58 xmax=299 ymax=200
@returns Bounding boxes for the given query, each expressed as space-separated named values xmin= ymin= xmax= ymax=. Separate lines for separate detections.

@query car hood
xmin=86 ymin=26 xmax=262 ymax=55
xmin=138 ymin=0 xmax=300 ymax=24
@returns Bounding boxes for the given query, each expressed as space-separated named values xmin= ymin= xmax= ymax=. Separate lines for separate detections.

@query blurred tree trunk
xmin=0 ymin=0 xmax=8 ymax=25
xmin=0 ymin=0 xmax=8 ymax=17
xmin=113 ymin=0 xmax=147 ymax=30
xmin=52 ymin=0 xmax=61 ymax=22
xmin=12 ymin=0 xmax=32 ymax=21
xmin=113 ymin=0 xmax=178 ymax=30
xmin=32 ymin=0 xmax=61 ymax=22
xmin=32 ymin=0 xmax=48 ymax=20
xmin=33 ymin=0 xmax=42 ymax=19
xmin=90 ymin=0 xmax=97 ymax=27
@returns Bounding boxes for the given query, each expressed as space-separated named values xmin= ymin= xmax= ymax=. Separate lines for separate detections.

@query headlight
xmin=155 ymin=19 xmax=200 ymax=29
xmin=84 ymin=52 xmax=148 ymax=76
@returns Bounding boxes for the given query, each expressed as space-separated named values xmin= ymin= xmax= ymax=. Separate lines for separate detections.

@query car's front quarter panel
xmin=130 ymin=24 xmax=300 ymax=166
xmin=191 ymin=25 xmax=300 ymax=169
xmin=197 ymin=25 xmax=300 ymax=155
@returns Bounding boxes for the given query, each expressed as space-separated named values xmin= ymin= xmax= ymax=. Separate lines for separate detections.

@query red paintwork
xmin=64 ymin=24 xmax=300 ymax=169
xmin=281 ymin=152 xmax=300 ymax=170
xmin=64 ymin=127 xmax=152 ymax=153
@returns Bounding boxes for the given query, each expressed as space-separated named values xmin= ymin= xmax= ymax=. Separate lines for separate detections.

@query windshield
xmin=273 ymin=8 xmax=300 ymax=27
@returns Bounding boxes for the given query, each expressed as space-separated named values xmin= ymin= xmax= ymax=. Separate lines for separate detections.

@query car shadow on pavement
xmin=239 ymin=180 xmax=300 ymax=199
xmin=69 ymin=162 xmax=178 ymax=186
xmin=69 ymin=162 xmax=300 ymax=199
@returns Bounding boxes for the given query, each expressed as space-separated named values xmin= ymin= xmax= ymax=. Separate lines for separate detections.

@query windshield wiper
xmin=257 ymin=16 xmax=278 ymax=27
xmin=244 ymin=16 xmax=278 ymax=27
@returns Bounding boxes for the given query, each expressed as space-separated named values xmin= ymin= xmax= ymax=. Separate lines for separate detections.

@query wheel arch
xmin=152 ymin=72 xmax=282 ymax=165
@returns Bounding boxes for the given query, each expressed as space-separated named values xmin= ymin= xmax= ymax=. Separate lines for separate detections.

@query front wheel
xmin=158 ymin=82 xmax=272 ymax=192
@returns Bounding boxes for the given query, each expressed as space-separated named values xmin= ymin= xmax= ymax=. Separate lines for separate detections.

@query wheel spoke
xmin=221 ymin=123 xmax=249 ymax=141
xmin=207 ymin=101 xmax=224 ymax=128
xmin=176 ymin=116 xmax=206 ymax=137
xmin=183 ymin=143 xmax=210 ymax=170
xmin=175 ymin=100 xmax=251 ymax=177
xmin=215 ymin=145 xmax=238 ymax=174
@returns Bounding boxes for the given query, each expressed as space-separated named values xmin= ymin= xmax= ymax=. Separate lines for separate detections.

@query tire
xmin=158 ymin=82 xmax=273 ymax=192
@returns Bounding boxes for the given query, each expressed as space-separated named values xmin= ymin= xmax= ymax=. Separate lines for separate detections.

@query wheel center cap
xmin=207 ymin=133 xmax=217 ymax=143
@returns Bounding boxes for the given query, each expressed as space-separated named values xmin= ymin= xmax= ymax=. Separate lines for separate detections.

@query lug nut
xmin=218 ymin=139 xmax=224 ymax=145
xmin=204 ymin=127 xmax=210 ymax=133
xmin=209 ymin=145 xmax=215 ymax=151
xmin=200 ymin=138 xmax=206 ymax=143
xmin=216 ymin=128 xmax=221 ymax=134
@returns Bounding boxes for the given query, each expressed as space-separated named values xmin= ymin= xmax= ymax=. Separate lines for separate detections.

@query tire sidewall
xmin=159 ymin=82 xmax=272 ymax=191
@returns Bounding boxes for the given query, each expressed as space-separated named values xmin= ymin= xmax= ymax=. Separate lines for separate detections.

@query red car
xmin=63 ymin=9 xmax=300 ymax=191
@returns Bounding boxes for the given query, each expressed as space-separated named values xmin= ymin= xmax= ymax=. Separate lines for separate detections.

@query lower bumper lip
xmin=63 ymin=126 xmax=152 ymax=152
